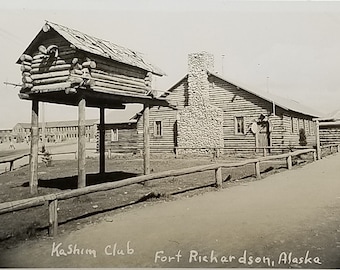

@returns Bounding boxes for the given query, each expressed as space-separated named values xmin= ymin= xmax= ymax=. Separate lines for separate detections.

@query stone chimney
xmin=177 ymin=52 xmax=223 ymax=153
xmin=187 ymin=52 xmax=214 ymax=106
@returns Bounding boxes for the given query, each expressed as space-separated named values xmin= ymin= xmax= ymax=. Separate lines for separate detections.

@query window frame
xmin=235 ymin=116 xmax=245 ymax=135
xmin=111 ymin=128 xmax=119 ymax=142
xmin=154 ymin=120 xmax=163 ymax=137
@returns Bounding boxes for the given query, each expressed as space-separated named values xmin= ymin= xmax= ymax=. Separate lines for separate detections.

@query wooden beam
xmin=29 ymin=100 xmax=39 ymax=194
xmin=143 ymin=104 xmax=150 ymax=175
xmin=99 ymin=107 xmax=105 ymax=174
xmin=315 ymin=120 xmax=321 ymax=160
xmin=78 ymin=97 xmax=86 ymax=188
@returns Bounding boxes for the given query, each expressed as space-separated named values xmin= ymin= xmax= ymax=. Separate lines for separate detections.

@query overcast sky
xmin=1 ymin=0 xmax=340 ymax=129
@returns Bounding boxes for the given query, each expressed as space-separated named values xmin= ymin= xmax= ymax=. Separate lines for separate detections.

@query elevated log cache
xmin=16 ymin=21 xmax=168 ymax=191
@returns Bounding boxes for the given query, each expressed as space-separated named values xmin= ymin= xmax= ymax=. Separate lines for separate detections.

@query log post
xmin=9 ymin=161 xmax=14 ymax=171
xmin=313 ymin=150 xmax=317 ymax=162
xmin=143 ymin=104 xmax=150 ymax=175
xmin=99 ymin=107 xmax=105 ymax=175
xmin=255 ymin=161 xmax=261 ymax=179
xmin=215 ymin=167 xmax=222 ymax=189
xmin=287 ymin=155 xmax=292 ymax=170
xmin=78 ymin=97 xmax=86 ymax=188
xmin=315 ymin=120 xmax=321 ymax=160
xmin=263 ymin=147 xmax=267 ymax=157
xmin=29 ymin=100 xmax=39 ymax=194
xmin=48 ymin=199 xmax=58 ymax=237
xmin=337 ymin=144 xmax=340 ymax=153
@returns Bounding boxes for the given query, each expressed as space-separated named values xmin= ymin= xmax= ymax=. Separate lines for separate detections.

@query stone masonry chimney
xmin=177 ymin=52 xmax=223 ymax=153
xmin=187 ymin=52 xmax=214 ymax=106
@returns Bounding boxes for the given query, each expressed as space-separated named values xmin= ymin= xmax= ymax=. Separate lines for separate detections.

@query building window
xmin=291 ymin=117 xmax=295 ymax=133
xmin=154 ymin=120 xmax=163 ymax=137
xmin=310 ymin=121 xmax=314 ymax=134
xmin=111 ymin=129 xmax=118 ymax=141
xmin=235 ymin=116 xmax=245 ymax=134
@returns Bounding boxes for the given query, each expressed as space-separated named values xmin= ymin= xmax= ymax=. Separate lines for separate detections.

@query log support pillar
xmin=99 ymin=107 xmax=105 ymax=175
xmin=143 ymin=104 xmax=150 ymax=175
xmin=29 ymin=100 xmax=39 ymax=195
xmin=78 ymin=97 xmax=86 ymax=188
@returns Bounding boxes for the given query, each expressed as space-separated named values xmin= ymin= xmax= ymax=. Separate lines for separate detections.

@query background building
xmin=12 ymin=120 xmax=98 ymax=143
xmin=0 ymin=129 xmax=12 ymax=143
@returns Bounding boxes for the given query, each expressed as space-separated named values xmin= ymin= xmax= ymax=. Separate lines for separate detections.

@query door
xmin=257 ymin=121 xmax=270 ymax=149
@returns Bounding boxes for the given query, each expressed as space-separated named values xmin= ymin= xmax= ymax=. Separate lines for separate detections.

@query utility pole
xmin=221 ymin=54 xmax=225 ymax=76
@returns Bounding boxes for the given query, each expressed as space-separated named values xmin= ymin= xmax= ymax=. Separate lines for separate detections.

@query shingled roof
xmin=317 ymin=109 xmax=340 ymax=122
xmin=161 ymin=72 xmax=323 ymax=118
xmin=18 ymin=21 xmax=165 ymax=76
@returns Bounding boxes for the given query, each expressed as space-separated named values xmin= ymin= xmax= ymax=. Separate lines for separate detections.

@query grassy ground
xmin=0 ymin=152 xmax=314 ymax=249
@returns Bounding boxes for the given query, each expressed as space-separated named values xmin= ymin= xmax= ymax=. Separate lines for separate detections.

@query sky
xmin=1 ymin=0 xmax=340 ymax=129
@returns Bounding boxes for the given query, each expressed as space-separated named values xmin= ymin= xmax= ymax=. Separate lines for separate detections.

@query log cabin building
xmin=317 ymin=109 xmax=340 ymax=146
xmin=137 ymin=52 xmax=322 ymax=155
xmin=95 ymin=107 xmax=141 ymax=154
xmin=16 ymin=21 xmax=169 ymax=192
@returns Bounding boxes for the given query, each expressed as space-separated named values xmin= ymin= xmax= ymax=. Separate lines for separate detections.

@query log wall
xmin=140 ymin=74 xmax=317 ymax=154
xmin=136 ymin=79 xmax=188 ymax=153
xmin=98 ymin=123 xmax=138 ymax=153
xmin=320 ymin=124 xmax=340 ymax=145
xmin=19 ymin=31 xmax=150 ymax=97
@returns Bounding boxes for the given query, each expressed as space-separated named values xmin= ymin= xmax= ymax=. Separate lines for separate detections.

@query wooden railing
xmin=0 ymin=150 xmax=88 ymax=173
xmin=0 ymin=148 xmax=316 ymax=237
xmin=0 ymin=153 xmax=30 ymax=172
xmin=320 ymin=143 xmax=340 ymax=156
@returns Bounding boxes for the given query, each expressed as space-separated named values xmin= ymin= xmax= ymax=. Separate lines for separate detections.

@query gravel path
xmin=0 ymin=153 xmax=339 ymax=268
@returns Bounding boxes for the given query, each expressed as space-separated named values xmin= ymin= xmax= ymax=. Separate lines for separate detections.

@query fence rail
xmin=0 ymin=150 xmax=87 ymax=172
xmin=320 ymin=143 xmax=340 ymax=154
xmin=0 ymin=148 xmax=317 ymax=237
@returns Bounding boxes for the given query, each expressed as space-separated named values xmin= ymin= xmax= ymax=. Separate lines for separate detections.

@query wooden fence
xmin=320 ymin=143 xmax=340 ymax=156
xmin=0 ymin=150 xmax=81 ymax=173
xmin=0 ymin=148 xmax=317 ymax=237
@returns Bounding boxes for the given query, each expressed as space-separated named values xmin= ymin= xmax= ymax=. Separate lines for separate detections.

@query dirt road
xmin=1 ymin=154 xmax=339 ymax=268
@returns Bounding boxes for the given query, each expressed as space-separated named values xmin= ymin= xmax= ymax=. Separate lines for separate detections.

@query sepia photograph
xmin=0 ymin=0 xmax=339 ymax=268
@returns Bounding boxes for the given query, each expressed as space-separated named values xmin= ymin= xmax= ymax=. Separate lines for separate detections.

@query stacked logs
xmin=90 ymin=59 xmax=150 ymax=95
xmin=29 ymin=43 xmax=74 ymax=92
xmin=69 ymin=54 xmax=150 ymax=96
xmin=20 ymin=39 xmax=152 ymax=96
xmin=20 ymin=54 xmax=33 ymax=91
xmin=69 ymin=56 xmax=96 ymax=88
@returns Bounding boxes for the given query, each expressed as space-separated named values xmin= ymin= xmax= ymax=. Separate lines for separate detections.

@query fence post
xmin=287 ymin=155 xmax=292 ymax=170
xmin=9 ymin=161 xmax=14 ymax=171
xmin=215 ymin=166 xmax=222 ymax=188
xmin=48 ymin=199 xmax=58 ymax=237
xmin=313 ymin=150 xmax=317 ymax=162
xmin=263 ymin=148 xmax=267 ymax=157
xmin=174 ymin=147 xmax=178 ymax=158
xmin=338 ymin=144 xmax=340 ymax=153
xmin=255 ymin=161 xmax=261 ymax=179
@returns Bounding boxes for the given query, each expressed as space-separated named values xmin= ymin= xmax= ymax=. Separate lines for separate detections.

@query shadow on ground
xmin=21 ymin=171 xmax=139 ymax=190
